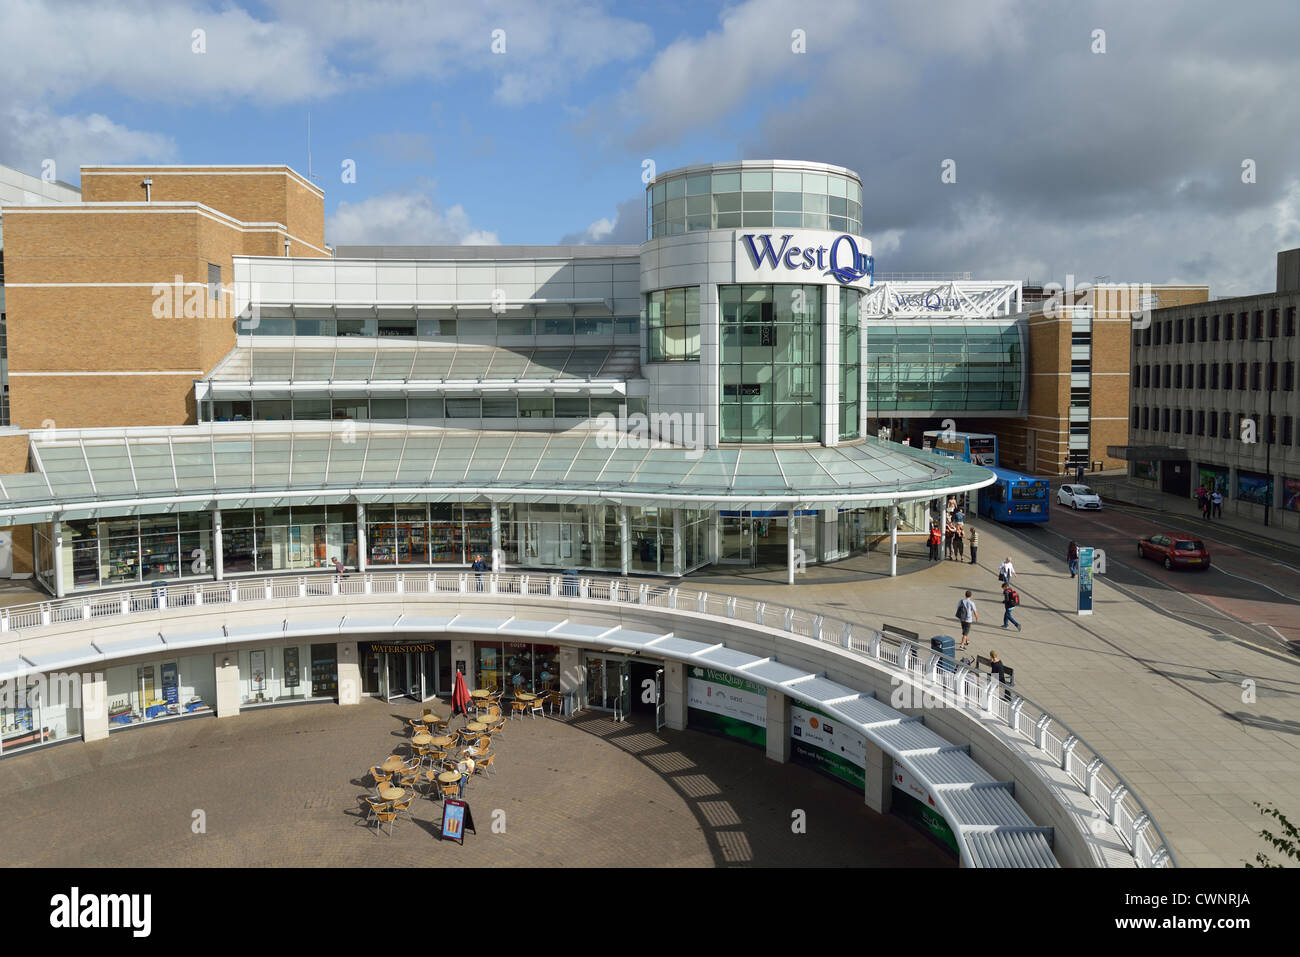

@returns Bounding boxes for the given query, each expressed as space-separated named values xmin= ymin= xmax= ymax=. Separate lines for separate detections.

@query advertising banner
xmin=161 ymin=662 xmax=179 ymax=706
xmin=1197 ymin=465 xmax=1228 ymax=495
xmin=893 ymin=765 xmax=959 ymax=856
xmin=1284 ymin=477 xmax=1300 ymax=512
xmin=790 ymin=702 xmax=867 ymax=788
xmin=1077 ymin=547 xmax=1095 ymax=616
xmin=1237 ymin=471 xmax=1273 ymax=506
xmin=250 ymin=650 xmax=266 ymax=693
xmin=686 ymin=667 xmax=766 ymax=746
xmin=283 ymin=647 xmax=300 ymax=689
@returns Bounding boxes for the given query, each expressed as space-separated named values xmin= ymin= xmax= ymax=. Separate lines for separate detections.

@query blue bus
xmin=978 ymin=467 xmax=1051 ymax=524
xmin=922 ymin=430 xmax=999 ymax=467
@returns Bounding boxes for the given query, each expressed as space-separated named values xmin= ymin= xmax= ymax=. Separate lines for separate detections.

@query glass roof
xmin=205 ymin=345 xmax=640 ymax=383
xmin=0 ymin=427 xmax=994 ymax=521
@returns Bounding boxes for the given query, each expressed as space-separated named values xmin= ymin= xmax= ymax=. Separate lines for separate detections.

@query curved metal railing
xmin=0 ymin=569 xmax=1175 ymax=867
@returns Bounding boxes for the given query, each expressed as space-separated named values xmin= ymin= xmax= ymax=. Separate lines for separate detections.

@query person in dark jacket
xmin=1066 ymin=540 xmax=1080 ymax=578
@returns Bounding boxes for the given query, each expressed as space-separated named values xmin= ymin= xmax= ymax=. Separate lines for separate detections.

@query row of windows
xmin=204 ymin=396 xmax=648 ymax=423
xmin=247 ymin=316 xmax=641 ymax=338
xmin=646 ymin=286 xmax=701 ymax=362
xmin=1133 ymin=361 xmax=1296 ymax=392
xmin=1134 ymin=306 xmax=1298 ymax=348
xmin=1132 ymin=406 xmax=1295 ymax=445
xmin=647 ymin=169 xmax=864 ymax=239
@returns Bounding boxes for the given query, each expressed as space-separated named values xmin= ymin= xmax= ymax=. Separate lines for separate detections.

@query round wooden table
xmin=380 ymin=756 xmax=404 ymax=773
xmin=437 ymin=771 xmax=461 ymax=784
xmin=429 ymin=735 xmax=453 ymax=747
xmin=465 ymin=722 xmax=486 ymax=733
xmin=379 ymin=786 xmax=405 ymax=801
xmin=516 ymin=692 xmax=538 ymax=701
xmin=412 ymin=733 xmax=432 ymax=746
xmin=471 ymin=690 xmax=491 ymax=699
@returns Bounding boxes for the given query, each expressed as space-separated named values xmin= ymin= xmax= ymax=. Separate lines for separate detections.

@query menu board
xmin=283 ymin=647 xmax=300 ymax=689
xmin=250 ymin=650 xmax=266 ymax=693
xmin=686 ymin=667 xmax=766 ymax=746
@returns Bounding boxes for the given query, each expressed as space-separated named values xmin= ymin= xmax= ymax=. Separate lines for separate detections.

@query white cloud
xmin=558 ymin=194 xmax=645 ymax=245
xmin=0 ymin=105 xmax=176 ymax=181
xmin=326 ymin=187 xmax=499 ymax=246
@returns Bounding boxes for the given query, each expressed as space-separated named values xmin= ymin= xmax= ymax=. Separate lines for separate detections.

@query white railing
xmin=0 ymin=569 xmax=1175 ymax=868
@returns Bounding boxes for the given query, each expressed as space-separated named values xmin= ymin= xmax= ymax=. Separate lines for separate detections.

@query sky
xmin=2 ymin=0 xmax=1299 ymax=295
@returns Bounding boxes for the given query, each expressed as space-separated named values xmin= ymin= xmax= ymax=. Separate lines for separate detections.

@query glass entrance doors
xmin=361 ymin=644 xmax=448 ymax=702
xmin=583 ymin=653 xmax=631 ymax=716
xmin=720 ymin=515 xmax=754 ymax=564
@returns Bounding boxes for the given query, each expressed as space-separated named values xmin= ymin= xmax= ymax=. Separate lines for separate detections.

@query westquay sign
xmin=736 ymin=230 xmax=874 ymax=288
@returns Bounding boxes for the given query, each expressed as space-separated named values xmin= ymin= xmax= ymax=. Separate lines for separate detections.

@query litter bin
xmin=930 ymin=634 xmax=956 ymax=673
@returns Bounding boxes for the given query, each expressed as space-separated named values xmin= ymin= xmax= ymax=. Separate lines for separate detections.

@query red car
xmin=1137 ymin=533 xmax=1211 ymax=570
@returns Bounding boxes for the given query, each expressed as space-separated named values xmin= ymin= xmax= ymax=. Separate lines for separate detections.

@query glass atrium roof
xmin=0 ymin=426 xmax=994 ymax=522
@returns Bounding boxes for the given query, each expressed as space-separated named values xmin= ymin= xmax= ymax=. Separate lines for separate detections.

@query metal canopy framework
xmin=195 ymin=345 xmax=644 ymax=402
xmin=860 ymin=281 xmax=1022 ymax=319
xmin=0 ymin=424 xmax=996 ymax=522
xmin=237 ymin=297 xmax=617 ymax=319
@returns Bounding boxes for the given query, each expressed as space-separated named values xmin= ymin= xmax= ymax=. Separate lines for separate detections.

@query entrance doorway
xmin=360 ymin=642 xmax=450 ymax=701
xmin=1160 ymin=460 xmax=1191 ymax=498
xmin=583 ymin=653 xmax=630 ymax=717
xmin=627 ymin=660 xmax=661 ymax=718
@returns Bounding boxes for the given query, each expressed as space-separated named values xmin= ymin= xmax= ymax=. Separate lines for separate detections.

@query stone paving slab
xmin=682 ymin=524 xmax=1300 ymax=868
xmin=0 ymin=698 xmax=952 ymax=868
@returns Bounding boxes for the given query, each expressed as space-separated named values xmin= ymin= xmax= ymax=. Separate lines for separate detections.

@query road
xmin=995 ymin=481 xmax=1300 ymax=656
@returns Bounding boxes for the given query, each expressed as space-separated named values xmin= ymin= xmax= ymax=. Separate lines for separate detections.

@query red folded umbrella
xmin=451 ymin=670 xmax=472 ymax=716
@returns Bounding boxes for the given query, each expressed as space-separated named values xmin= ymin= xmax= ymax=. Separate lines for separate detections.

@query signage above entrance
xmin=734 ymin=230 xmax=874 ymax=289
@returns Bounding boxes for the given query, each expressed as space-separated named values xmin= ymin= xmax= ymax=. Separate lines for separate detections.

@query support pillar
xmin=451 ymin=640 xmax=475 ymax=691
xmin=81 ymin=671 xmax=108 ymax=742
xmin=212 ymin=507 xmax=224 ymax=581
xmin=490 ymin=503 xmax=502 ymax=571
xmin=864 ymin=739 xmax=893 ymax=814
xmin=707 ymin=510 xmax=720 ymax=566
xmin=662 ymin=660 xmax=687 ymax=731
xmin=53 ymin=522 xmax=65 ymax=599
xmin=337 ymin=641 xmax=360 ymax=705
xmin=356 ymin=502 xmax=367 ymax=572
xmin=214 ymin=653 xmax=240 ymax=718
xmin=619 ymin=506 xmax=630 ymax=576
xmin=672 ymin=508 xmax=683 ymax=577
xmin=889 ymin=503 xmax=898 ymax=578
xmin=787 ymin=507 xmax=796 ymax=585
xmin=765 ymin=688 xmax=791 ymax=763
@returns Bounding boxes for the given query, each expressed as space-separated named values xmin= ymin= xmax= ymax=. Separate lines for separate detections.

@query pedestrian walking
xmin=956 ymin=590 xmax=978 ymax=649
xmin=1202 ymin=496 xmax=1212 ymax=520
xmin=997 ymin=557 xmax=1016 ymax=584
xmin=954 ymin=523 xmax=965 ymax=560
xmin=1066 ymin=540 xmax=1079 ymax=578
xmin=927 ymin=524 xmax=942 ymax=562
xmin=332 ymin=557 xmax=348 ymax=579
xmin=1211 ymin=489 xmax=1223 ymax=517
xmin=471 ymin=553 xmax=487 ymax=591
xmin=1075 ymin=464 xmax=1085 ymax=485
xmin=1001 ymin=582 xmax=1021 ymax=631
xmin=968 ymin=525 xmax=979 ymax=564
xmin=945 ymin=521 xmax=957 ymax=560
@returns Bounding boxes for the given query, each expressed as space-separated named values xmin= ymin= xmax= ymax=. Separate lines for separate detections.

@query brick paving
xmin=0 ymin=698 xmax=952 ymax=867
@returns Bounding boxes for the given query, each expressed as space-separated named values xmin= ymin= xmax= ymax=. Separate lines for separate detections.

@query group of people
xmin=954 ymin=556 xmax=1021 ymax=649
xmin=1196 ymin=484 xmax=1224 ymax=521
xmin=928 ymin=496 xmax=978 ymax=564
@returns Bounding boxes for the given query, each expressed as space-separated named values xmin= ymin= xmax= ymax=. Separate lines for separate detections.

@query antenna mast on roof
xmin=307 ymin=112 xmax=313 ymax=182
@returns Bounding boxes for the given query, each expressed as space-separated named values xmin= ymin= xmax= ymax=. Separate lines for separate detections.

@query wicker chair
xmin=374 ymin=804 xmax=399 ymax=836
xmin=510 ymin=698 xmax=527 ymax=720
xmin=473 ymin=751 xmax=496 ymax=777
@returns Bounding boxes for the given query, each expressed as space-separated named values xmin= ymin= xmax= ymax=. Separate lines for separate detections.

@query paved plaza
xmin=0 ymin=696 xmax=951 ymax=868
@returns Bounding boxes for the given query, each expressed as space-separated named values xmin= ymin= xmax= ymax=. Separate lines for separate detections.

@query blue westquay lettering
xmin=740 ymin=233 xmax=793 ymax=270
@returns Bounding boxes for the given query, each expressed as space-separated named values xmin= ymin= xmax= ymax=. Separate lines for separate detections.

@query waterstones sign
xmin=736 ymin=230 xmax=874 ymax=288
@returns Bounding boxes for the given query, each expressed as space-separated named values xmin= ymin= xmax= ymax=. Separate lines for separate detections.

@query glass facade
xmin=502 ymin=503 xmax=621 ymax=571
xmin=206 ymin=395 xmax=646 ymax=424
xmin=646 ymin=286 xmax=701 ymax=362
xmin=236 ymin=644 xmax=332 ymax=706
xmin=60 ymin=514 xmax=212 ymax=590
xmin=366 ymin=504 xmax=490 ymax=566
xmin=840 ymin=290 xmax=862 ymax=440
xmin=648 ymin=167 xmax=863 ymax=238
xmin=2 ymin=671 xmax=82 ymax=752
xmin=474 ymin=640 xmax=560 ymax=694
xmin=249 ymin=316 xmax=640 ymax=338
xmin=222 ymin=505 xmax=358 ymax=574
xmin=106 ymin=655 xmax=215 ymax=728
xmin=866 ymin=324 xmax=1023 ymax=412
xmin=719 ymin=284 xmax=823 ymax=443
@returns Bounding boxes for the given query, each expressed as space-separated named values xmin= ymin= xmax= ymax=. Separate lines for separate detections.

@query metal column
xmin=356 ymin=502 xmax=367 ymax=572
xmin=619 ymin=506 xmax=630 ymax=576
xmin=213 ymin=507 xmax=224 ymax=580
xmin=889 ymin=503 xmax=898 ymax=578
xmin=490 ymin=503 xmax=502 ymax=570
xmin=787 ymin=507 xmax=796 ymax=585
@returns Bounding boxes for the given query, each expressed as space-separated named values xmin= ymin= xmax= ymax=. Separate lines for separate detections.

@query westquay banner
xmin=790 ymin=702 xmax=867 ymax=788
xmin=734 ymin=229 xmax=874 ymax=290
xmin=686 ymin=667 xmax=766 ymax=746
xmin=893 ymin=765 xmax=959 ymax=856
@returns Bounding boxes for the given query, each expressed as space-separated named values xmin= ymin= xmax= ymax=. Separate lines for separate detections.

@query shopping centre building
xmin=0 ymin=158 xmax=1031 ymax=599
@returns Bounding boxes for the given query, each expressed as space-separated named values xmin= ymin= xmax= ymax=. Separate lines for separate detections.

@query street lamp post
xmin=1264 ymin=336 xmax=1274 ymax=527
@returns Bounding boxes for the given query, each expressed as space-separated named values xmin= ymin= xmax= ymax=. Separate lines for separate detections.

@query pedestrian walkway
xmin=676 ymin=520 xmax=1300 ymax=868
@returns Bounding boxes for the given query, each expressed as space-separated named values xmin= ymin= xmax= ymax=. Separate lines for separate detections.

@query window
xmin=1253 ymin=311 xmax=1264 ymax=339
xmin=1175 ymin=320 xmax=1183 ymax=344
xmin=1283 ymin=415 xmax=1294 ymax=446
xmin=1210 ymin=364 xmax=1219 ymax=390
xmin=1287 ymin=307 xmax=1296 ymax=336
xmin=1131 ymin=405 xmax=1139 ymax=428
xmin=1142 ymin=407 xmax=1150 ymax=430
xmin=1184 ymin=409 xmax=1193 ymax=434
xmin=1285 ymin=361 xmax=1295 ymax=392
xmin=1165 ymin=320 xmax=1173 ymax=343
xmin=1174 ymin=366 xmax=1182 ymax=390
xmin=1155 ymin=324 xmax=1162 ymax=346
xmin=1208 ymin=411 xmax=1218 ymax=438
xmin=1211 ymin=314 xmax=1220 ymax=340
xmin=1223 ymin=362 xmax=1233 ymax=390
xmin=1196 ymin=410 xmax=1205 ymax=435
xmin=1221 ymin=410 xmax=1231 ymax=437
xmin=1266 ymin=414 xmax=1277 ymax=445
xmin=1197 ymin=364 xmax=1206 ymax=389
xmin=1172 ymin=409 xmax=1181 ymax=434
xmin=1186 ymin=363 xmax=1193 ymax=388
xmin=1251 ymin=362 xmax=1261 ymax=391
xmin=1238 ymin=313 xmax=1248 ymax=339
xmin=646 ymin=286 xmax=701 ymax=362
xmin=1164 ymin=364 xmax=1172 ymax=388
xmin=1161 ymin=408 xmax=1170 ymax=432
xmin=1269 ymin=309 xmax=1280 ymax=337
xmin=1143 ymin=365 xmax=1151 ymax=388
xmin=1237 ymin=363 xmax=1247 ymax=391
xmin=1268 ymin=361 xmax=1278 ymax=391
xmin=207 ymin=263 xmax=222 ymax=301
xmin=1199 ymin=315 xmax=1207 ymax=341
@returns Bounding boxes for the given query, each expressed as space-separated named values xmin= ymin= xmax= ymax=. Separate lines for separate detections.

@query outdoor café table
xmin=465 ymin=722 xmax=486 ymax=733
xmin=412 ymin=733 xmax=433 ymax=746
xmin=516 ymin=692 xmax=538 ymax=701
xmin=471 ymin=690 xmax=491 ymax=699
xmin=379 ymin=786 xmax=405 ymax=801
xmin=437 ymin=771 xmax=461 ymax=786
xmin=380 ymin=755 xmax=405 ymax=774
xmin=430 ymin=735 xmax=454 ymax=748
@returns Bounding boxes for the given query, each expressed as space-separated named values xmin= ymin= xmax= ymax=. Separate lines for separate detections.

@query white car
xmin=1058 ymin=484 xmax=1103 ymax=510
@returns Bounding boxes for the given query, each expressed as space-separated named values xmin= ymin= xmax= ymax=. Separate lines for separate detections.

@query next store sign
xmin=736 ymin=230 xmax=874 ymax=288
